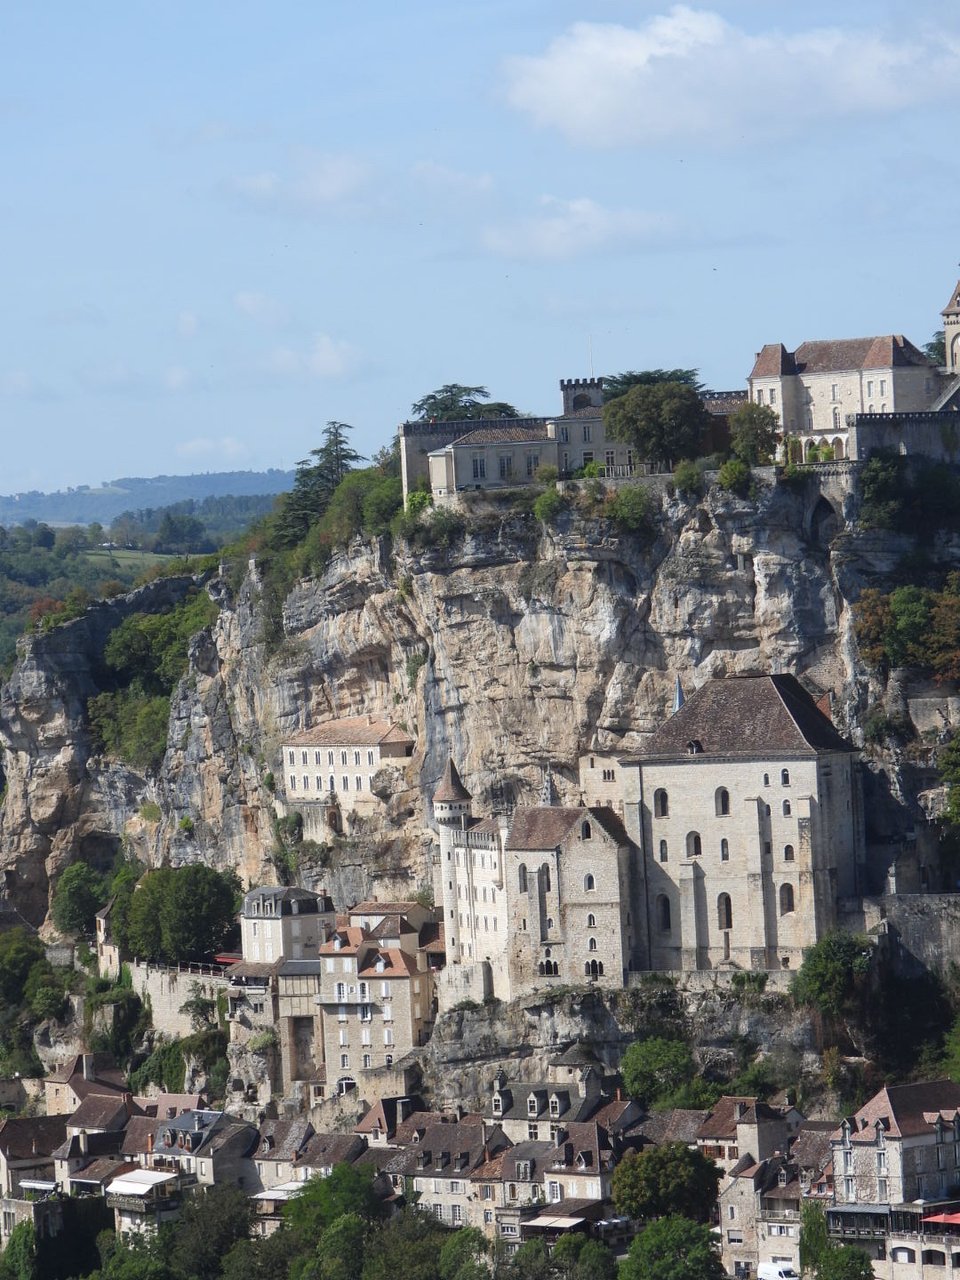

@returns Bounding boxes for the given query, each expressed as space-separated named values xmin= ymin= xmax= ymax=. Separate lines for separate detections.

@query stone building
xmin=748 ymin=334 xmax=942 ymax=461
xmin=280 ymin=716 xmax=415 ymax=836
xmin=620 ymin=673 xmax=864 ymax=972
xmin=434 ymin=760 xmax=636 ymax=1006
xmin=239 ymin=886 xmax=335 ymax=966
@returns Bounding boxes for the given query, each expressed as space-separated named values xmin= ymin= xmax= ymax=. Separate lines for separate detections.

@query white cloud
xmin=482 ymin=196 xmax=673 ymax=259
xmin=234 ymin=291 xmax=287 ymax=324
xmin=232 ymin=150 xmax=368 ymax=214
xmin=412 ymin=160 xmax=494 ymax=195
xmin=176 ymin=435 xmax=250 ymax=460
xmin=164 ymin=365 xmax=191 ymax=391
xmin=504 ymin=6 xmax=960 ymax=146
xmin=266 ymin=332 xmax=359 ymax=379
xmin=177 ymin=310 xmax=199 ymax=337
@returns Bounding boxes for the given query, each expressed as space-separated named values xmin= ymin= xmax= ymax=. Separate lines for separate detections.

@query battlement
xmin=560 ymin=376 xmax=604 ymax=414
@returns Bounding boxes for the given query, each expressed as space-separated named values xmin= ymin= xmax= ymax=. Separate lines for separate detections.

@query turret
xmin=942 ymin=279 xmax=960 ymax=376
xmin=559 ymin=376 xmax=604 ymax=415
xmin=433 ymin=758 xmax=472 ymax=828
xmin=434 ymin=759 xmax=472 ymax=965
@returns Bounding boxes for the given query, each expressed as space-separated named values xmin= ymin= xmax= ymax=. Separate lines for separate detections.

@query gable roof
xmin=632 ymin=673 xmax=853 ymax=761
xmin=838 ymin=1079 xmax=960 ymax=1141
xmin=751 ymin=336 xmax=931 ymax=379
xmin=286 ymin=717 xmax=414 ymax=749
xmin=750 ymin=344 xmax=798 ymax=380
xmin=506 ymin=806 xmax=630 ymax=852
xmin=444 ymin=425 xmax=549 ymax=447
xmin=0 ymin=1116 xmax=68 ymax=1160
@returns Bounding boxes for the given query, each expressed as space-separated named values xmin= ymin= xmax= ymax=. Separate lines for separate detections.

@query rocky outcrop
xmin=0 ymin=470 xmax=954 ymax=929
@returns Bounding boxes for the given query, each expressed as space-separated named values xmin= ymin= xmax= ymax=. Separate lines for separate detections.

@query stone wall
xmin=127 ymin=960 xmax=230 ymax=1038
xmin=851 ymin=894 xmax=960 ymax=978
xmin=848 ymin=411 xmax=960 ymax=463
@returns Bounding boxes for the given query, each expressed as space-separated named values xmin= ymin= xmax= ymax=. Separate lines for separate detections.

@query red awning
xmin=922 ymin=1213 xmax=960 ymax=1225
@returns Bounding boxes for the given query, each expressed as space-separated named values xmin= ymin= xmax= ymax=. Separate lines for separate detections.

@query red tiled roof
xmin=319 ymin=927 xmax=368 ymax=954
xmin=286 ymin=717 xmax=414 ymax=748
xmin=750 ymin=344 xmax=797 ymax=380
xmin=838 ymin=1079 xmax=960 ymax=1141
xmin=942 ymin=281 xmax=960 ymax=318
xmin=447 ymin=425 xmax=549 ymax=446
xmin=358 ymin=948 xmax=418 ymax=978
xmin=793 ymin=334 xmax=930 ymax=373
xmin=351 ymin=901 xmax=425 ymax=917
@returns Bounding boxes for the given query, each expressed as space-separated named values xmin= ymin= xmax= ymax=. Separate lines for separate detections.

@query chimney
xmin=79 ymin=1130 xmax=88 ymax=1155
xmin=147 ymin=1132 xmax=154 ymax=1154
xmin=82 ymin=1054 xmax=94 ymax=1081
xmin=194 ymin=1112 xmax=204 ymax=1131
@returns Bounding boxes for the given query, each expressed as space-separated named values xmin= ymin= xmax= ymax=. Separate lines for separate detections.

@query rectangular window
xmin=880 ymin=379 xmax=887 ymax=396
xmin=384 ymin=1028 xmax=394 ymax=1046
xmin=363 ymin=1053 xmax=372 ymax=1069
xmin=289 ymin=775 xmax=296 ymax=790
xmin=452 ymin=1205 xmax=463 ymax=1224
xmin=526 ymin=453 xmax=540 ymax=477
xmin=605 ymin=450 xmax=615 ymax=468
xmin=756 ymin=389 xmax=764 ymax=404
xmin=499 ymin=455 xmax=513 ymax=479
xmin=472 ymin=456 xmax=486 ymax=480
xmin=866 ymin=380 xmax=874 ymax=397
xmin=878 ymin=1179 xmax=888 ymax=1201
xmin=769 ymin=388 xmax=777 ymax=405
xmin=367 ymin=750 xmax=374 ymax=766
xmin=582 ymin=424 xmax=592 ymax=443
xmin=340 ymin=1053 xmax=349 ymax=1069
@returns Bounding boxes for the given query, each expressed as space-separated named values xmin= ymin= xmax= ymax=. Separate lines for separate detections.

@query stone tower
xmin=560 ymin=376 xmax=604 ymax=415
xmin=434 ymin=758 xmax=472 ymax=963
xmin=942 ymin=279 xmax=960 ymax=376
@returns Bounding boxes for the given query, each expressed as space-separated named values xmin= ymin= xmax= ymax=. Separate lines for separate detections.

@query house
xmin=696 ymin=1096 xmax=804 ymax=1177
xmin=384 ymin=1116 xmax=508 ymax=1228
xmin=485 ymin=1066 xmax=605 ymax=1145
xmin=239 ymin=886 xmax=335 ymax=965
xmin=748 ymin=333 xmax=943 ymax=461
xmin=44 ymin=1053 xmax=128 ymax=1116
xmin=0 ymin=1117 xmax=68 ymax=1200
xmin=471 ymin=1141 xmax=554 ymax=1241
xmin=620 ymin=673 xmax=864 ymax=972
xmin=280 ymin=716 xmax=415 ymax=836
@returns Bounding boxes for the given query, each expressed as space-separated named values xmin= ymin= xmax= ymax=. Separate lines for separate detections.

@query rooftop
xmin=285 ymin=716 xmax=414 ymax=749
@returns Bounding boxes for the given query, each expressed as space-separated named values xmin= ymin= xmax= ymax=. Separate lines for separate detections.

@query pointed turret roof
xmin=943 ymin=281 xmax=960 ymax=318
xmin=434 ymin=758 xmax=471 ymax=803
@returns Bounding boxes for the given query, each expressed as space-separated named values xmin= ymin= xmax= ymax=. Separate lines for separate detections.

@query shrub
xmin=139 ymin=801 xmax=162 ymax=822
xmin=51 ymin=863 xmax=107 ymax=936
xmin=406 ymin=650 xmax=428 ymax=688
xmin=536 ymin=465 xmax=558 ymax=483
xmin=717 ymin=458 xmax=752 ymax=496
xmin=250 ymin=1029 xmax=278 ymax=1052
xmin=607 ymin=484 xmax=652 ymax=534
xmin=405 ymin=490 xmax=432 ymax=519
xmin=582 ymin=461 xmax=602 ymax=479
xmin=533 ymin=489 xmax=566 ymax=524
xmin=178 ymin=815 xmax=194 ymax=836
xmin=672 ymin=459 xmax=701 ymax=495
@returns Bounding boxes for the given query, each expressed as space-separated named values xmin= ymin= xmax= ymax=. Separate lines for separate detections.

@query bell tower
xmin=941 ymin=279 xmax=960 ymax=375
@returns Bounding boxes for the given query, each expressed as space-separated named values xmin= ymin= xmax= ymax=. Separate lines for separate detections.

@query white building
xmin=239 ymin=886 xmax=335 ymax=965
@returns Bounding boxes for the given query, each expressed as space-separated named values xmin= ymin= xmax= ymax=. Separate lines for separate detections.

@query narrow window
xmin=720 ymin=838 xmax=729 ymax=862
xmin=780 ymin=884 xmax=795 ymax=915
xmin=581 ymin=821 xmax=592 ymax=840
xmin=784 ymin=844 xmax=795 ymax=862
xmin=783 ymin=799 xmax=791 ymax=817
xmin=659 ymin=839 xmax=668 ymax=863
xmin=718 ymin=893 xmax=733 ymax=930
xmin=781 ymin=769 xmax=790 ymax=786
xmin=715 ymin=787 xmax=730 ymax=816
xmin=686 ymin=831 xmax=702 ymax=858
xmin=518 ymin=864 xmax=528 ymax=893
xmin=657 ymin=895 xmax=671 ymax=932
xmin=587 ymin=914 xmax=596 ymax=928
xmin=588 ymin=937 xmax=598 ymax=952
xmin=653 ymin=789 xmax=669 ymax=818
xmin=584 ymin=874 xmax=596 ymax=892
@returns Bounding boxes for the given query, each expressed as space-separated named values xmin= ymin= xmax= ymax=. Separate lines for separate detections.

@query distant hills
xmin=0 ymin=470 xmax=296 ymax=526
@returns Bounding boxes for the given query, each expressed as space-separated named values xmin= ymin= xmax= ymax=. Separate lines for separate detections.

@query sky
xmin=2 ymin=0 xmax=960 ymax=492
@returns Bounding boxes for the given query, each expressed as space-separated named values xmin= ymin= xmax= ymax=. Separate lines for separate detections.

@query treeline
xmin=108 ymin=494 xmax=282 ymax=554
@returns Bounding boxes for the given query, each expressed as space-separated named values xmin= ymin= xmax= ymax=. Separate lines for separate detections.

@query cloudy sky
xmin=3 ymin=1 xmax=959 ymax=491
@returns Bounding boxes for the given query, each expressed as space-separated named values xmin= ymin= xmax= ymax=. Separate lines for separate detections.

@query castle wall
xmin=126 ymin=960 xmax=230 ymax=1038
xmin=847 ymin=411 xmax=960 ymax=463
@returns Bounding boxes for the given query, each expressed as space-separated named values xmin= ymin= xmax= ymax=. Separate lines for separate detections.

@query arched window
xmin=891 ymin=1249 xmax=916 ymax=1264
xmin=657 ymin=895 xmax=671 ymax=932
xmin=540 ymin=863 xmax=551 ymax=892
xmin=715 ymin=787 xmax=730 ymax=816
xmin=922 ymin=1251 xmax=945 ymax=1267
xmin=720 ymin=838 xmax=729 ymax=862
xmin=659 ymin=839 xmax=668 ymax=863
xmin=781 ymin=769 xmax=790 ymax=786
xmin=686 ymin=831 xmax=702 ymax=858
xmin=717 ymin=893 xmax=733 ymax=930
xmin=780 ymin=883 xmax=795 ymax=915
xmin=587 ymin=913 xmax=596 ymax=928
xmin=784 ymin=844 xmax=795 ymax=862
xmin=763 ymin=773 xmax=770 ymax=787
xmin=538 ymin=962 xmax=545 ymax=975
xmin=588 ymin=937 xmax=598 ymax=952
xmin=584 ymin=874 xmax=596 ymax=892
xmin=581 ymin=821 xmax=592 ymax=841
xmin=783 ymin=800 xmax=791 ymax=817
xmin=653 ymin=789 xmax=669 ymax=818
xmin=518 ymin=864 xmax=528 ymax=893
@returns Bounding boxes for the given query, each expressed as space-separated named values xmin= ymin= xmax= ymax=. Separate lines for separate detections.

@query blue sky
xmin=2 ymin=0 xmax=959 ymax=491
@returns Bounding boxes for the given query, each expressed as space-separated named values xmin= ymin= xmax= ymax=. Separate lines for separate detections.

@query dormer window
xmin=517 ymin=1161 xmax=531 ymax=1181
xmin=527 ymin=1095 xmax=539 ymax=1117
xmin=334 ymin=937 xmax=342 ymax=951
xmin=492 ymin=1095 xmax=503 ymax=1115
xmin=687 ymin=739 xmax=703 ymax=755
xmin=778 ymin=1170 xmax=787 ymax=1186
xmin=549 ymin=1097 xmax=561 ymax=1117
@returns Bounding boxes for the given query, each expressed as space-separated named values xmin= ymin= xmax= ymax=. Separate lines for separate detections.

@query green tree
xmin=817 ymin=1244 xmax=875 ymax=1280
xmin=275 ymin=423 xmax=365 ymax=546
xmin=716 ymin=458 xmax=752 ymax=496
xmin=410 ymin=385 xmax=518 ymax=422
xmin=791 ymin=931 xmax=873 ymax=1021
xmin=620 ymin=1037 xmax=694 ymax=1107
xmin=285 ymin=1164 xmax=384 ymax=1242
xmin=859 ymin=451 xmax=906 ymax=530
xmin=620 ymin=1215 xmax=724 ymax=1280
xmin=316 ymin=1213 xmax=370 ymax=1280
xmin=611 ymin=1144 xmax=720 ymax=1223
xmin=729 ymin=402 xmax=779 ymax=465
xmin=360 ymin=1209 xmax=447 ymax=1280
xmin=606 ymin=485 xmax=652 ymax=535
xmin=602 ymin=370 xmax=702 ymax=402
xmin=168 ymin=1184 xmax=254 ymax=1280
xmin=800 ymin=1201 xmax=832 ymax=1277
xmin=438 ymin=1227 xmax=488 ymax=1280
xmin=504 ymin=1238 xmax=556 ymax=1280
xmin=126 ymin=866 xmax=239 ymax=964
xmin=51 ymin=862 xmax=107 ymax=935
xmin=604 ymin=383 xmax=711 ymax=471
xmin=0 ymin=1222 xmax=36 ymax=1280
xmin=0 ymin=929 xmax=46 ymax=1006
xmin=551 ymin=1235 xmax=615 ymax=1280
xmin=925 ymin=329 xmax=946 ymax=366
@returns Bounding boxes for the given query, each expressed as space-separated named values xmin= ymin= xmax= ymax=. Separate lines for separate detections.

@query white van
xmin=757 ymin=1267 xmax=800 ymax=1280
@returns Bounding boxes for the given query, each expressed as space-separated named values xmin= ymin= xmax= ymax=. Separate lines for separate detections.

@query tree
xmin=51 ymin=863 xmax=107 ymax=935
xmin=410 ymin=385 xmax=518 ymax=422
xmin=314 ymin=1213 xmax=370 ymax=1280
xmin=275 ymin=422 xmax=365 ymax=546
xmin=791 ymin=931 xmax=873 ymax=1021
xmin=168 ymin=1184 xmax=254 ymax=1280
xmin=717 ymin=458 xmax=752 ymax=496
xmin=604 ymin=382 xmax=711 ymax=471
xmin=0 ymin=1222 xmax=36 ymax=1280
xmin=285 ymin=1164 xmax=385 ymax=1242
xmin=602 ymin=369 xmax=703 ymax=402
xmin=126 ymin=866 xmax=239 ymax=964
xmin=360 ymin=1209 xmax=447 ymax=1280
xmin=0 ymin=929 xmax=46 ymax=1006
xmin=620 ymin=1037 xmax=694 ymax=1107
xmin=925 ymin=329 xmax=946 ymax=366
xmin=620 ymin=1215 xmax=724 ymax=1280
xmin=800 ymin=1200 xmax=831 ymax=1277
xmin=611 ymin=1144 xmax=720 ymax=1223
xmin=729 ymin=402 xmax=779 ymax=465
xmin=551 ymin=1235 xmax=616 ymax=1280
xmin=817 ymin=1245 xmax=875 ymax=1280
xmin=438 ymin=1227 xmax=489 ymax=1280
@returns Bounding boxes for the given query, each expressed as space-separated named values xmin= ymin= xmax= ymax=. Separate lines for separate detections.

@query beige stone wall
xmin=719 ymin=1176 xmax=760 ymax=1276
xmin=319 ymin=960 xmax=433 ymax=1086
xmin=282 ymin=740 xmax=392 ymax=812
xmin=127 ymin=960 xmax=230 ymax=1039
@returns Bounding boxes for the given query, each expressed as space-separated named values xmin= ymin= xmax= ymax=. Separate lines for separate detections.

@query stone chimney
xmin=81 ymin=1054 xmax=94 ymax=1081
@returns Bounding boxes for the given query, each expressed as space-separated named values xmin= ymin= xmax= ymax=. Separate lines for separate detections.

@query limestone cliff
xmin=0 ymin=469 xmax=949 ymax=928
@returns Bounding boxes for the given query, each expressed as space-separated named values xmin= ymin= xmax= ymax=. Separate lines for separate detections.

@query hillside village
xmin=7 ymin=278 xmax=960 ymax=1280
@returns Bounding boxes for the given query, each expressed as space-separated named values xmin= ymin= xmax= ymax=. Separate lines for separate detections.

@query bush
xmin=672 ymin=459 xmax=701 ymax=496
xmin=405 ymin=490 xmax=432 ymax=519
xmin=139 ymin=801 xmax=161 ymax=822
xmin=51 ymin=863 xmax=107 ymax=936
xmin=537 ymin=465 xmax=558 ymax=483
xmin=607 ymin=484 xmax=652 ymax=534
xmin=533 ymin=488 xmax=566 ymax=524
xmin=717 ymin=458 xmax=752 ymax=496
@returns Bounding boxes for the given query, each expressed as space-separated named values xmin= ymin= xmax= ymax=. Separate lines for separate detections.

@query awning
xmin=524 ymin=1215 xmax=587 ymax=1229
xmin=252 ymin=1182 xmax=302 ymax=1201
xmin=107 ymin=1170 xmax=178 ymax=1195
xmin=923 ymin=1213 xmax=960 ymax=1225
xmin=18 ymin=1180 xmax=56 ymax=1193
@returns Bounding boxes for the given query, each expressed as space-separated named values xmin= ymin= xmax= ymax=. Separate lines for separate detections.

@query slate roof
xmin=630 ymin=673 xmax=853 ymax=762
xmin=434 ymin=759 xmax=471 ymax=804
xmin=790 ymin=1121 xmax=835 ymax=1175
xmin=256 ymin=1117 xmax=314 ymax=1162
xmin=942 ymin=281 xmax=960 ymax=318
xmin=286 ymin=717 xmax=414 ymax=749
xmin=47 ymin=1053 xmax=127 ymax=1091
xmin=837 ymin=1079 xmax=960 ymax=1141
xmin=505 ymin=806 xmax=630 ymax=852
xmin=543 ymin=1122 xmax=617 ymax=1172
xmin=135 ymin=1093 xmax=204 ymax=1119
xmin=638 ymin=1107 xmax=712 ymax=1147
xmin=52 ymin=1130 xmax=122 ymax=1162
xmin=242 ymin=887 xmax=331 ymax=916
xmin=71 ymin=1156 xmax=134 ymax=1185
xmin=384 ymin=1119 xmax=505 ymax=1178
xmin=68 ymin=1093 xmax=137 ymax=1131
xmin=489 ymin=1081 xmax=592 ymax=1124
xmin=299 ymin=1132 xmax=367 ymax=1169
xmin=0 ymin=1116 xmax=68 ymax=1159
xmin=472 ymin=1140 xmax=555 ymax=1182
xmin=120 ymin=1116 xmax=158 ymax=1157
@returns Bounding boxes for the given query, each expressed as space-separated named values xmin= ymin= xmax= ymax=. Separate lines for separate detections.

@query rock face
xmin=0 ymin=471 xmax=952 ymax=929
